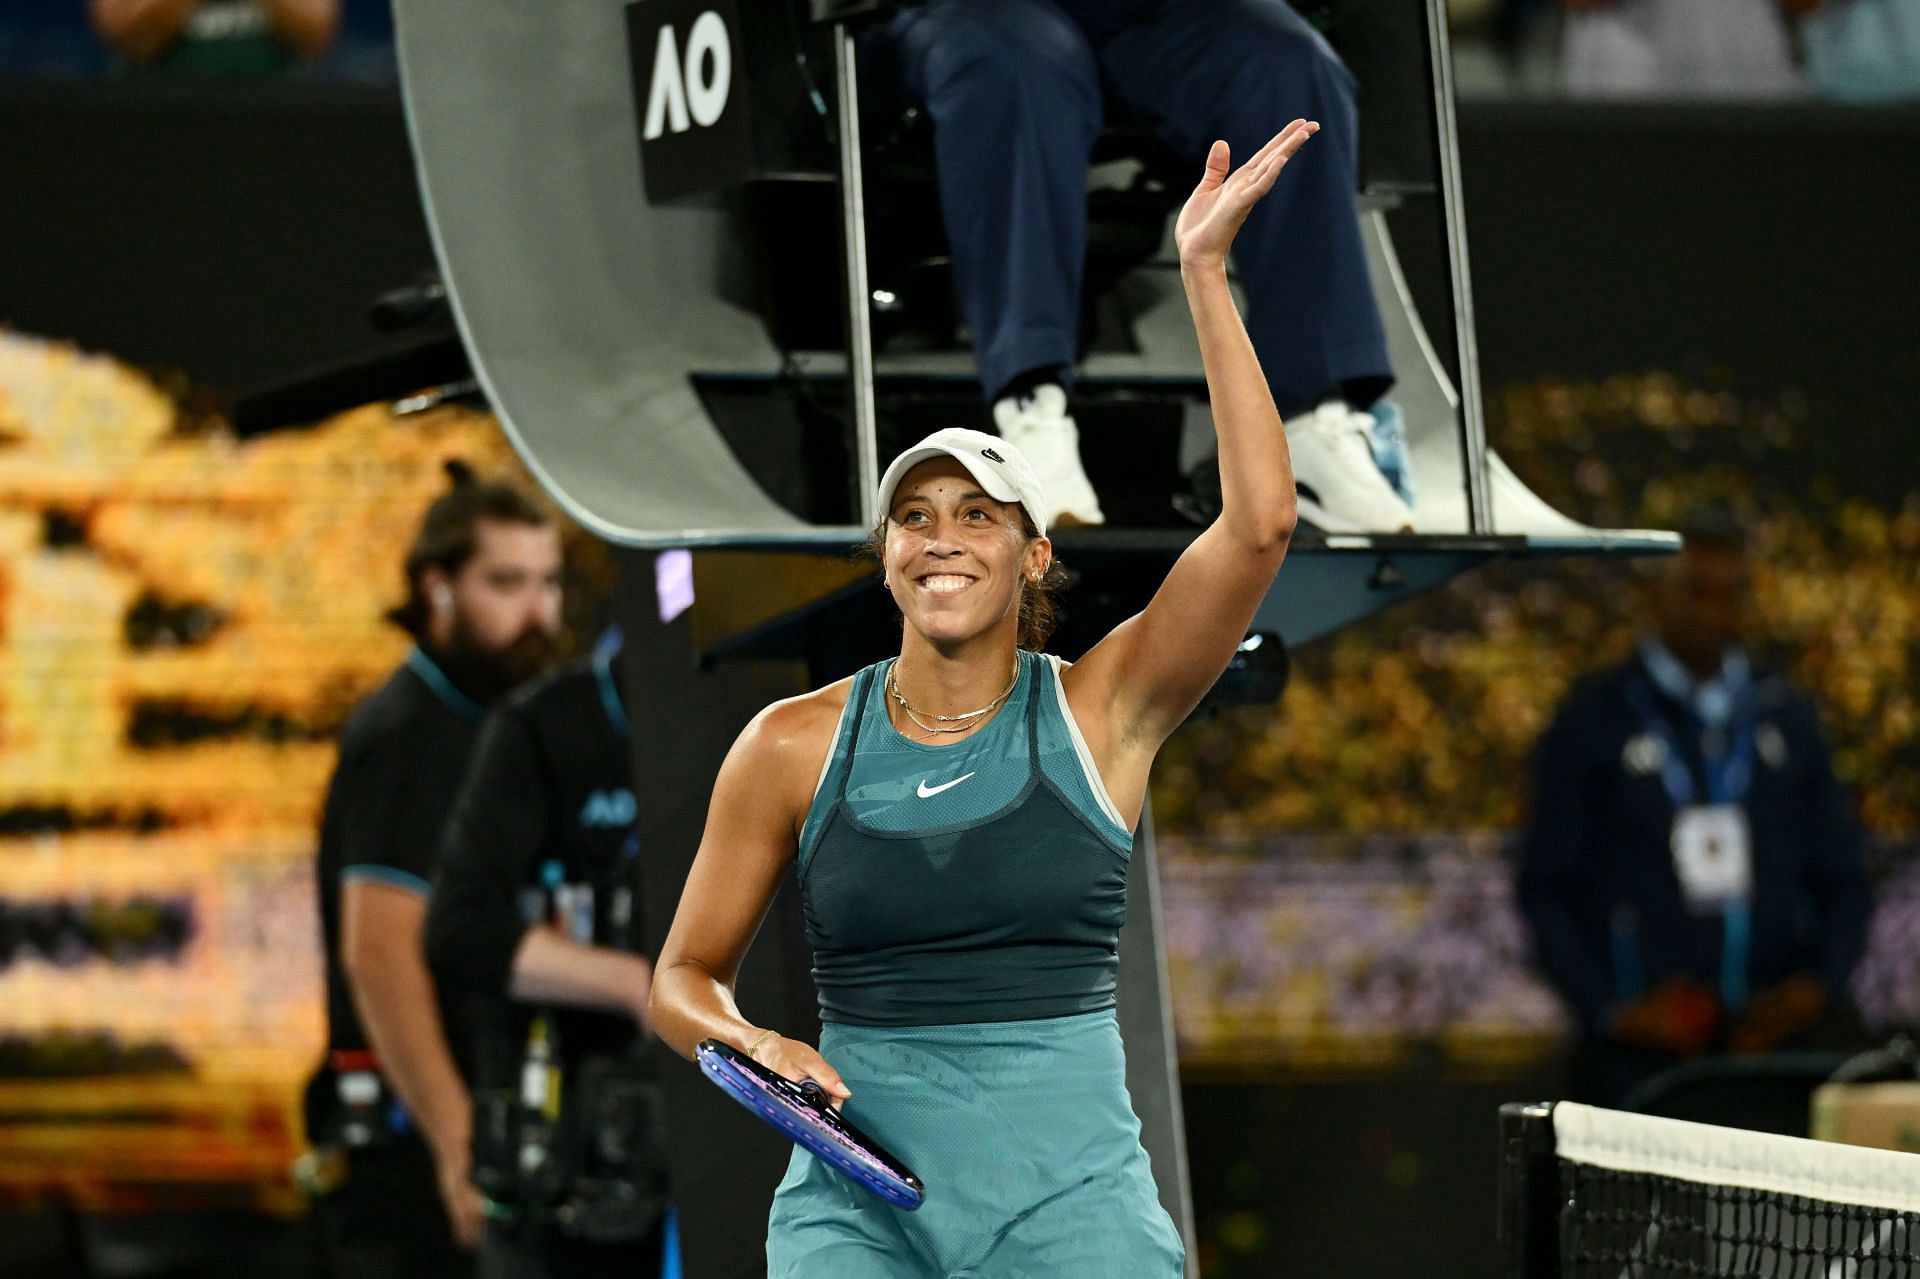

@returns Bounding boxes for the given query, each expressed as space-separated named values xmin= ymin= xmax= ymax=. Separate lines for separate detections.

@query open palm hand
xmin=1174 ymin=119 xmax=1319 ymax=270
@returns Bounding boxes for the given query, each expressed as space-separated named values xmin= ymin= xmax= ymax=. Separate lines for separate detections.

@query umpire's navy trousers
xmin=860 ymin=0 xmax=1392 ymax=416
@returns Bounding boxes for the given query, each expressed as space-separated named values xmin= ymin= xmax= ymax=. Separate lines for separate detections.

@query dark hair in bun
xmin=387 ymin=459 xmax=551 ymax=636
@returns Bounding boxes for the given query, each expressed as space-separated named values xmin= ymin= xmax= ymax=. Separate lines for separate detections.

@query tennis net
xmin=1499 ymin=1100 xmax=1920 ymax=1277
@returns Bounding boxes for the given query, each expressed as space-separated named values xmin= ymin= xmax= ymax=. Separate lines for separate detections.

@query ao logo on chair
xmin=641 ymin=10 xmax=732 ymax=140
xmin=625 ymin=0 xmax=753 ymax=203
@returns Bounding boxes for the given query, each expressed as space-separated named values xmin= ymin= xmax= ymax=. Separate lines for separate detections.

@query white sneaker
xmin=992 ymin=384 xmax=1105 ymax=527
xmin=1288 ymin=399 xmax=1416 ymax=533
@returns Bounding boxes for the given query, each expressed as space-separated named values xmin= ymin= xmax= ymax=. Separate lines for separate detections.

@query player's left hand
xmin=1174 ymin=119 xmax=1318 ymax=271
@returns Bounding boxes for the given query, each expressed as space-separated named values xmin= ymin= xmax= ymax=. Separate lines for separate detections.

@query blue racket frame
xmin=695 ymin=1039 xmax=925 ymax=1211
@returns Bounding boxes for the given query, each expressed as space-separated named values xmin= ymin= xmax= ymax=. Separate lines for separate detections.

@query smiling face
xmin=884 ymin=457 xmax=1050 ymax=649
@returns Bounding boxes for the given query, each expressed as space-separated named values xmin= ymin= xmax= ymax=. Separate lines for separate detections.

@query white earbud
xmin=432 ymin=583 xmax=454 ymax=612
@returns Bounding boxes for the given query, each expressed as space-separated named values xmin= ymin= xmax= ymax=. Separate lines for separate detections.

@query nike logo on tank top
xmin=796 ymin=652 xmax=1136 ymax=1027
xmin=915 ymin=772 xmax=975 ymax=799
xmin=845 ymin=709 xmax=1026 ymax=832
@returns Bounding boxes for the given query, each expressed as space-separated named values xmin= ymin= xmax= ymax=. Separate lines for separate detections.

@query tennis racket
xmin=695 ymin=1038 xmax=925 ymax=1211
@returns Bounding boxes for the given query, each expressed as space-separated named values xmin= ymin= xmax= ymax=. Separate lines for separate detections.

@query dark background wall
xmin=0 ymin=85 xmax=436 ymax=397
xmin=6 ymin=86 xmax=1917 ymax=410
xmin=1462 ymin=102 xmax=1920 ymax=403
xmin=6 ymin=88 xmax=1915 ymax=533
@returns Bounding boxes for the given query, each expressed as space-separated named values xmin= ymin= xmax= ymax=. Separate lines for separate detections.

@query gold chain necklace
xmin=886 ymin=659 xmax=1020 ymax=735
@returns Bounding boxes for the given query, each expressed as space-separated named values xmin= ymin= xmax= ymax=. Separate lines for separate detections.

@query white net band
xmin=1555 ymin=1102 xmax=1920 ymax=1218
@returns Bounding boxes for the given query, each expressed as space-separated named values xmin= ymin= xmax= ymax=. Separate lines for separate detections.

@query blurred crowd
xmin=1456 ymin=0 xmax=1920 ymax=101
xmin=0 ymin=0 xmax=394 ymax=81
xmin=1159 ymin=369 xmax=1919 ymax=1099
xmin=2 ymin=0 xmax=1915 ymax=101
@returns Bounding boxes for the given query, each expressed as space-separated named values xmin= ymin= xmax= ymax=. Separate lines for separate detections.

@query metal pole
xmin=834 ymin=25 xmax=880 ymax=529
xmin=1496 ymin=1102 xmax=1562 ymax=1278
xmin=1123 ymin=804 xmax=1201 ymax=1277
xmin=1426 ymin=0 xmax=1493 ymax=534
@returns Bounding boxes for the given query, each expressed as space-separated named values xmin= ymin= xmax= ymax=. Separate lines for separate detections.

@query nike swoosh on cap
xmin=916 ymin=772 xmax=976 ymax=799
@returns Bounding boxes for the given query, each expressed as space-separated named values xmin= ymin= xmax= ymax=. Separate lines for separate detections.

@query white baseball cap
xmin=874 ymin=428 xmax=1051 ymax=537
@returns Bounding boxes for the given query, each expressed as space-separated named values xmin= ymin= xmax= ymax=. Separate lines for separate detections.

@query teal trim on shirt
xmin=405 ymin=646 xmax=485 ymax=724
xmin=342 ymin=864 xmax=432 ymax=897
xmin=594 ymin=652 xmax=631 ymax=738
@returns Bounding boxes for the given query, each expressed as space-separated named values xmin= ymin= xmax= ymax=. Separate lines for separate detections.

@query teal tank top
xmin=796 ymin=650 xmax=1137 ymax=1027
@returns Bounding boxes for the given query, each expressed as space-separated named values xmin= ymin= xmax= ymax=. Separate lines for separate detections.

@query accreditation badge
xmin=1670 ymin=804 xmax=1753 ymax=913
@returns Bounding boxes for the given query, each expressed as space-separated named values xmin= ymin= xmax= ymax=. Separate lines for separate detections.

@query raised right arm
xmin=649 ymin=692 xmax=851 ymax=1101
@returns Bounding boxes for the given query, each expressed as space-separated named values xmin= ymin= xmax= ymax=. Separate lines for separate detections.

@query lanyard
xmin=1627 ymin=674 xmax=1759 ymax=1010
xmin=1627 ymin=675 xmax=1758 ymax=809
xmin=594 ymin=651 xmax=631 ymax=738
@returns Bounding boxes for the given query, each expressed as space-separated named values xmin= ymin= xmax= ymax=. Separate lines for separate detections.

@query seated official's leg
xmin=859 ymin=0 xmax=1110 ymax=525
xmin=1100 ymin=0 xmax=1388 ymax=414
xmin=858 ymin=0 xmax=1100 ymax=406
xmin=1101 ymin=0 xmax=1415 ymax=530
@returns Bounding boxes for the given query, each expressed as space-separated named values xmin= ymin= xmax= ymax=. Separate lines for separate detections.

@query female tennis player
xmin=651 ymin=119 xmax=1316 ymax=1278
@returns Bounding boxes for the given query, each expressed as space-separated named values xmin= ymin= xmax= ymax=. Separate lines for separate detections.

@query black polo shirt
xmin=427 ymin=650 xmax=643 ymax=1075
xmin=316 ymin=648 xmax=489 ymax=1067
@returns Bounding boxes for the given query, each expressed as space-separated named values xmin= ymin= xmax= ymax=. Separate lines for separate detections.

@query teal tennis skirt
xmin=766 ymin=1008 xmax=1185 ymax=1278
